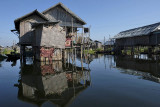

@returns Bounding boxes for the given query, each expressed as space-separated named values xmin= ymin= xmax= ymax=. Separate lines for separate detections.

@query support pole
xmin=131 ymin=46 xmax=134 ymax=55
xmin=75 ymin=48 xmax=77 ymax=66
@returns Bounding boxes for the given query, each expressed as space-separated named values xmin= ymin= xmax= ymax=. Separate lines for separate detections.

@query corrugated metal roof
xmin=42 ymin=2 xmax=86 ymax=25
xmin=114 ymin=22 xmax=160 ymax=39
xmin=105 ymin=40 xmax=114 ymax=45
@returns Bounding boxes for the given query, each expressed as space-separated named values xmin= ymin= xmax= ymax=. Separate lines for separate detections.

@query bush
xmin=96 ymin=48 xmax=103 ymax=52
xmin=84 ymin=50 xmax=95 ymax=54
xmin=2 ymin=49 xmax=14 ymax=55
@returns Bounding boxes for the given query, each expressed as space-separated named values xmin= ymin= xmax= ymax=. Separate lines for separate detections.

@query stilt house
xmin=13 ymin=2 xmax=89 ymax=61
xmin=114 ymin=22 xmax=160 ymax=47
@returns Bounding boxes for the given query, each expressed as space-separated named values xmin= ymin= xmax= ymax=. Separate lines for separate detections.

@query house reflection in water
xmin=115 ymin=55 xmax=160 ymax=83
xmin=76 ymin=53 xmax=104 ymax=64
xmin=16 ymin=61 xmax=91 ymax=107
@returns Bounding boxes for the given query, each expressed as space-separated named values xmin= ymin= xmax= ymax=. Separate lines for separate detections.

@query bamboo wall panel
xmin=34 ymin=24 xmax=65 ymax=48
xmin=20 ymin=15 xmax=47 ymax=45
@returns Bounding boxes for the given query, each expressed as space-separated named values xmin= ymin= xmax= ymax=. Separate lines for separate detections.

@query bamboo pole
xmin=81 ymin=27 xmax=84 ymax=59
xmin=75 ymin=48 xmax=76 ymax=66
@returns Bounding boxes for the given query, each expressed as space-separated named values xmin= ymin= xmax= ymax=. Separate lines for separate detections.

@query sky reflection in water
xmin=0 ymin=54 xmax=160 ymax=107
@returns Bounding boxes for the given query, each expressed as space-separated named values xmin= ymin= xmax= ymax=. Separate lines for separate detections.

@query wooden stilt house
xmin=114 ymin=22 xmax=160 ymax=47
xmin=13 ymin=2 xmax=89 ymax=61
xmin=114 ymin=22 xmax=160 ymax=54
xmin=42 ymin=3 xmax=90 ymax=48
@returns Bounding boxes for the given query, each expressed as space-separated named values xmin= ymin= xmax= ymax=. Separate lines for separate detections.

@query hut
xmin=114 ymin=22 xmax=160 ymax=54
xmin=94 ymin=40 xmax=102 ymax=49
xmin=12 ymin=2 xmax=89 ymax=61
xmin=86 ymin=38 xmax=95 ymax=50
xmin=42 ymin=3 xmax=90 ymax=48
xmin=104 ymin=39 xmax=115 ymax=51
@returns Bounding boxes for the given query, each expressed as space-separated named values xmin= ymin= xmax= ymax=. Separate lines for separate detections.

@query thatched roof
xmin=14 ymin=10 xmax=49 ymax=31
xmin=42 ymin=2 xmax=86 ymax=25
xmin=114 ymin=22 xmax=160 ymax=39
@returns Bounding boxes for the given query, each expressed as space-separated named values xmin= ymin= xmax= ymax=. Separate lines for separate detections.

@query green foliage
xmin=84 ymin=48 xmax=104 ymax=54
xmin=105 ymin=47 xmax=112 ymax=51
xmin=121 ymin=47 xmax=150 ymax=55
xmin=96 ymin=48 xmax=103 ymax=52
xmin=84 ymin=50 xmax=95 ymax=54
xmin=2 ymin=49 xmax=7 ymax=54
xmin=127 ymin=50 xmax=131 ymax=55
xmin=2 ymin=49 xmax=14 ymax=55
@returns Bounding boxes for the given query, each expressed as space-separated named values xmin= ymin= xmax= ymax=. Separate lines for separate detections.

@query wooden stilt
xmin=131 ymin=46 xmax=134 ymax=55
xmin=75 ymin=48 xmax=76 ymax=66
xmin=148 ymin=46 xmax=152 ymax=56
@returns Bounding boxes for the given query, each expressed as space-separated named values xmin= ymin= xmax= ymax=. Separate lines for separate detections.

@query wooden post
xmin=72 ymin=48 xmax=74 ymax=66
xmin=69 ymin=49 xmax=71 ymax=63
xmin=87 ymin=27 xmax=91 ymax=56
xmin=63 ymin=49 xmax=66 ymax=68
xmin=23 ymin=46 xmax=26 ymax=63
xmin=20 ymin=45 xmax=23 ymax=62
xmin=81 ymin=44 xmax=83 ymax=59
xmin=138 ymin=46 xmax=140 ymax=54
xmin=148 ymin=46 xmax=152 ymax=56
xmin=152 ymin=46 xmax=155 ymax=54
xmin=81 ymin=45 xmax=83 ymax=71
xmin=124 ymin=46 xmax=126 ymax=55
xmin=68 ymin=49 xmax=69 ymax=68
xmin=80 ymin=27 xmax=84 ymax=70
xmin=66 ymin=49 xmax=68 ymax=63
xmin=131 ymin=46 xmax=134 ymax=55
xmin=75 ymin=48 xmax=77 ymax=66
xmin=81 ymin=27 xmax=84 ymax=60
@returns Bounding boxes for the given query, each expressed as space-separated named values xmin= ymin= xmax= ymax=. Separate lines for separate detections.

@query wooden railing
xmin=74 ymin=33 xmax=89 ymax=44
xmin=65 ymin=32 xmax=90 ymax=46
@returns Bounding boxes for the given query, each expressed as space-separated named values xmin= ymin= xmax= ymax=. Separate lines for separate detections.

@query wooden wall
xmin=43 ymin=6 xmax=83 ymax=26
xmin=116 ymin=32 xmax=160 ymax=47
xmin=34 ymin=24 xmax=65 ymax=48
xmin=149 ymin=32 xmax=160 ymax=46
xmin=19 ymin=14 xmax=47 ymax=45
xmin=115 ymin=36 xmax=150 ymax=47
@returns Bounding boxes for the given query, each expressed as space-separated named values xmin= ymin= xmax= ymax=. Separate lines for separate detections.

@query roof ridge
xmin=114 ymin=22 xmax=160 ymax=39
xmin=14 ymin=9 xmax=48 ymax=23
xmin=14 ymin=9 xmax=49 ymax=31
xmin=120 ymin=22 xmax=160 ymax=33
xmin=42 ymin=2 xmax=86 ymax=25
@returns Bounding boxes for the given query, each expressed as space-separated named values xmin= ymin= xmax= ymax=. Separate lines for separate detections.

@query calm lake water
xmin=1 ymin=54 xmax=160 ymax=107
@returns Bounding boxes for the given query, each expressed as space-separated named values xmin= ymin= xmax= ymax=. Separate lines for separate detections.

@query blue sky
xmin=1 ymin=0 xmax=160 ymax=46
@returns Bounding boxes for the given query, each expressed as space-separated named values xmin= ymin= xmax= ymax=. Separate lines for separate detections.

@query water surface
xmin=0 ymin=55 xmax=160 ymax=107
